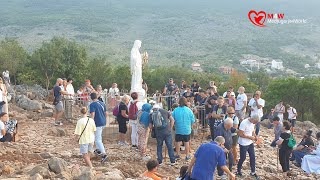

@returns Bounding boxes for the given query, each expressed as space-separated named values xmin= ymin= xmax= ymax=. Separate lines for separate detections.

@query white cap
xmin=153 ymin=104 xmax=160 ymax=109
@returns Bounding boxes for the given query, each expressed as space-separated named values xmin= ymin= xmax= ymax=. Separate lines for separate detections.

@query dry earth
xmin=0 ymin=103 xmax=320 ymax=180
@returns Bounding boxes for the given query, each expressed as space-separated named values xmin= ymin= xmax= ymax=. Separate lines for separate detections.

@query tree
xmin=220 ymin=70 xmax=258 ymax=94
xmin=30 ymin=38 xmax=65 ymax=91
xmin=86 ymin=57 xmax=113 ymax=89
xmin=248 ymin=71 xmax=272 ymax=92
xmin=264 ymin=78 xmax=320 ymax=124
xmin=0 ymin=38 xmax=28 ymax=84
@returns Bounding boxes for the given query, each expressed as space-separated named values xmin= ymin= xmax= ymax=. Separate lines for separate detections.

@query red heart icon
xmin=248 ymin=10 xmax=267 ymax=27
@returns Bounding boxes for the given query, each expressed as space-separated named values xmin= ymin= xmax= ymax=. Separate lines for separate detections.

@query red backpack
xmin=128 ymin=101 xmax=138 ymax=120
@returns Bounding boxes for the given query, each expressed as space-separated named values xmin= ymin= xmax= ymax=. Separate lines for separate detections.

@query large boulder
xmin=48 ymin=157 xmax=68 ymax=174
xmin=15 ymin=95 xmax=42 ymax=111
xmin=28 ymin=166 xmax=51 ymax=179
xmin=14 ymin=84 xmax=49 ymax=100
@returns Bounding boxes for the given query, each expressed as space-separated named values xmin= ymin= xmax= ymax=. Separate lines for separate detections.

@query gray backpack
xmin=152 ymin=109 xmax=167 ymax=129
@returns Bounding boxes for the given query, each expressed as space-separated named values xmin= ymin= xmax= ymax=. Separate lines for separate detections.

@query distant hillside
xmin=0 ymin=0 xmax=320 ymax=73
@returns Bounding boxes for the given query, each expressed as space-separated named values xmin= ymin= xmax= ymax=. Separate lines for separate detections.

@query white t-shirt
xmin=66 ymin=84 xmax=75 ymax=95
xmin=0 ymin=121 xmax=5 ymax=139
xmin=238 ymin=118 xmax=255 ymax=146
xmin=248 ymin=98 xmax=265 ymax=118
xmin=235 ymin=93 xmax=247 ymax=111
xmin=222 ymin=91 xmax=235 ymax=98
xmin=287 ymin=107 xmax=297 ymax=120
xmin=109 ymin=88 xmax=119 ymax=98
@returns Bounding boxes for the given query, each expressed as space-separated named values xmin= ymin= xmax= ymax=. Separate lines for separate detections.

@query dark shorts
xmin=232 ymin=135 xmax=239 ymax=146
xmin=118 ymin=119 xmax=127 ymax=134
xmin=175 ymin=134 xmax=190 ymax=142
xmin=289 ymin=119 xmax=296 ymax=127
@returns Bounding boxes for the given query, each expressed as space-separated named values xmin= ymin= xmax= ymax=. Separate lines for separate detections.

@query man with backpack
xmin=89 ymin=93 xmax=107 ymax=163
xmin=128 ymin=92 xmax=144 ymax=148
xmin=149 ymin=104 xmax=176 ymax=165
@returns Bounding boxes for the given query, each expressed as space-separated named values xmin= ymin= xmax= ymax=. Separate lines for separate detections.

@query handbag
xmin=78 ymin=117 xmax=90 ymax=142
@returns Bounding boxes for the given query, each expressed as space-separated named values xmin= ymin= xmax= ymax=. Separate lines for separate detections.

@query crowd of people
xmin=1 ymin=74 xmax=320 ymax=180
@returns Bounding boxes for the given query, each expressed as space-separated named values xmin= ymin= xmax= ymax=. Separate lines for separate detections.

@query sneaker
xmin=219 ymin=174 xmax=228 ymax=180
xmin=101 ymin=155 xmax=108 ymax=163
xmin=94 ymin=149 xmax=102 ymax=156
xmin=235 ymin=172 xmax=243 ymax=178
xmin=185 ymin=155 xmax=192 ymax=161
xmin=142 ymin=155 xmax=151 ymax=161
xmin=174 ymin=155 xmax=181 ymax=160
xmin=132 ymin=145 xmax=137 ymax=148
xmin=54 ymin=122 xmax=60 ymax=126
xmin=170 ymin=161 xmax=176 ymax=166
xmin=250 ymin=172 xmax=260 ymax=180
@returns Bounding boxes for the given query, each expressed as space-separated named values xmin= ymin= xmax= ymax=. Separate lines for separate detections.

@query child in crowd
xmin=176 ymin=165 xmax=188 ymax=180
xmin=142 ymin=159 xmax=169 ymax=180
xmin=74 ymin=107 xmax=96 ymax=168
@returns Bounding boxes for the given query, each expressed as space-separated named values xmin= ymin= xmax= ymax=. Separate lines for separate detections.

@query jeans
xmin=293 ymin=150 xmax=307 ymax=165
xmin=209 ymin=119 xmax=215 ymax=141
xmin=255 ymin=121 xmax=260 ymax=136
xmin=218 ymin=151 xmax=234 ymax=176
xmin=0 ymin=133 xmax=12 ymax=142
xmin=130 ymin=120 xmax=139 ymax=146
xmin=166 ymin=96 xmax=174 ymax=110
xmin=95 ymin=126 xmax=106 ymax=154
xmin=156 ymin=132 xmax=175 ymax=163
xmin=237 ymin=143 xmax=255 ymax=174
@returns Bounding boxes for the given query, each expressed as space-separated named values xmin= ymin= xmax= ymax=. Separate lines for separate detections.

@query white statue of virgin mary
xmin=130 ymin=40 xmax=146 ymax=101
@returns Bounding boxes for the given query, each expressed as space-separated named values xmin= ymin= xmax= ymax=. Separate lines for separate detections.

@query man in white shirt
xmin=236 ymin=114 xmax=260 ymax=179
xmin=66 ymin=78 xmax=75 ymax=98
xmin=286 ymin=104 xmax=297 ymax=133
xmin=235 ymin=86 xmax=247 ymax=122
xmin=274 ymin=101 xmax=285 ymax=122
xmin=248 ymin=91 xmax=265 ymax=136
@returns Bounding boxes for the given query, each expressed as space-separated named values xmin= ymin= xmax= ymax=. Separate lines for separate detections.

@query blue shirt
xmin=90 ymin=101 xmax=106 ymax=127
xmin=172 ymin=106 xmax=195 ymax=135
xmin=191 ymin=142 xmax=226 ymax=180
xmin=53 ymin=85 xmax=62 ymax=103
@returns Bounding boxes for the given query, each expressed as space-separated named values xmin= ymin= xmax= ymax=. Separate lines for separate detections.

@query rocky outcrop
xmin=13 ymin=84 xmax=49 ymax=100
xmin=48 ymin=157 xmax=68 ymax=174
xmin=15 ymin=95 xmax=42 ymax=111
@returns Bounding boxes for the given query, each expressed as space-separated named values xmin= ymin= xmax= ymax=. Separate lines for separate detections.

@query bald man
xmin=53 ymin=78 xmax=69 ymax=126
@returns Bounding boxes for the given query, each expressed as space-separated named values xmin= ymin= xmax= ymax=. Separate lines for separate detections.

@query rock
xmin=302 ymin=121 xmax=317 ymax=129
xmin=40 ymin=152 xmax=53 ymax=159
xmin=29 ymin=166 xmax=51 ymax=179
xmin=40 ymin=110 xmax=53 ymax=118
xmin=13 ymin=84 xmax=49 ymax=100
xmin=55 ymin=171 xmax=72 ymax=179
xmin=105 ymin=169 xmax=125 ymax=179
xmin=77 ymin=168 xmax=96 ymax=180
xmin=48 ymin=157 xmax=68 ymax=174
xmin=263 ymin=165 xmax=277 ymax=173
xmin=30 ymin=173 xmax=44 ymax=180
xmin=2 ymin=165 xmax=15 ymax=175
xmin=56 ymin=128 xmax=66 ymax=137
xmin=27 ymin=153 xmax=44 ymax=161
xmin=15 ymin=95 xmax=43 ymax=111
xmin=43 ymin=103 xmax=54 ymax=109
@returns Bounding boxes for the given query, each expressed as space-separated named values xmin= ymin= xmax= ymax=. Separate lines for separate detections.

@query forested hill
xmin=0 ymin=0 xmax=320 ymax=72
